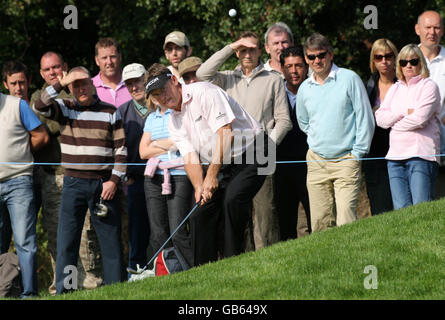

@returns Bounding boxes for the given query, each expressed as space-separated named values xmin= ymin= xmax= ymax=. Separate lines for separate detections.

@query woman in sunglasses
xmin=375 ymin=44 xmax=441 ymax=210
xmin=364 ymin=39 xmax=398 ymax=215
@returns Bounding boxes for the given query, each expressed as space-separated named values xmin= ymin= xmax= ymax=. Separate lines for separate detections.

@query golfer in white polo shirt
xmin=144 ymin=63 xmax=270 ymax=266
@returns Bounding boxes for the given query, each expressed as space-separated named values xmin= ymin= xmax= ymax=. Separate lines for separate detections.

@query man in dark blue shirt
xmin=275 ymin=46 xmax=311 ymax=240
xmin=118 ymin=63 xmax=151 ymax=276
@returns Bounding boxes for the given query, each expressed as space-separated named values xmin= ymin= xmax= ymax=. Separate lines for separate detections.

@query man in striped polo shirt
xmin=34 ymin=67 xmax=127 ymax=294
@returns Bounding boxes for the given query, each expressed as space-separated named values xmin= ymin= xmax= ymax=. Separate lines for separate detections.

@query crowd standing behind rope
xmin=1 ymin=10 xmax=445 ymax=298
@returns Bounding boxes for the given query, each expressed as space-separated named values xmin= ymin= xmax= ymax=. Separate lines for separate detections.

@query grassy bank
xmin=34 ymin=198 xmax=445 ymax=300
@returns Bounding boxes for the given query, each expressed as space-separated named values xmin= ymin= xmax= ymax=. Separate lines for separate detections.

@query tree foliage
xmin=1 ymin=0 xmax=445 ymax=90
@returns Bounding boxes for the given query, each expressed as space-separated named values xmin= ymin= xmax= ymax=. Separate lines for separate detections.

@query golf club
xmin=127 ymin=200 xmax=201 ymax=276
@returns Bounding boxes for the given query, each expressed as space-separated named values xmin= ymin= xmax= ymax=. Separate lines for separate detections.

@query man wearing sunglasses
xmin=415 ymin=10 xmax=445 ymax=199
xmin=296 ymin=33 xmax=375 ymax=232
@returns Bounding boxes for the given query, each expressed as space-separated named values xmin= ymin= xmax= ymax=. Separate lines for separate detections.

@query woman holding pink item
xmin=139 ymin=97 xmax=193 ymax=266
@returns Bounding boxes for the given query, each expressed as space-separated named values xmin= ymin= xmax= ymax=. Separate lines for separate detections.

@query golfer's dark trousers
xmin=190 ymin=129 xmax=271 ymax=268
xmin=190 ymin=162 xmax=265 ymax=266
xmin=55 ymin=176 xmax=123 ymax=294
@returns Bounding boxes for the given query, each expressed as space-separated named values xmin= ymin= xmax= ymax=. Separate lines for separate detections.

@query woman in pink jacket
xmin=375 ymin=44 xmax=441 ymax=210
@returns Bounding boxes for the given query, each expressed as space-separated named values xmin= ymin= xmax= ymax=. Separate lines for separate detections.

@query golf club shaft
xmin=129 ymin=200 xmax=201 ymax=274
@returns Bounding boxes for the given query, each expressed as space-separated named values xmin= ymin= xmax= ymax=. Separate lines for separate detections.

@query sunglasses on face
xmin=374 ymin=52 xmax=394 ymax=61
xmin=399 ymin=58 xmax=420 ymax=67
xmin=306 ymin=51 xmax=328 ymax=61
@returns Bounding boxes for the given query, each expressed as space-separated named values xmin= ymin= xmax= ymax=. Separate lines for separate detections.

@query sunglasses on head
xmin=374 ymin=52 xmax=394 ymax=61
xmin=306 ymin=51 xmax=328 ymax=61
xmin=399 ymin=58 xmax=419 ymax=67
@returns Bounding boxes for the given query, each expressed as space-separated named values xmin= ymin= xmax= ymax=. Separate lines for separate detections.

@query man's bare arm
xmin=184 ymin=151 xmax=205 ymax=203
xmin=29 ymin=125 xmax=49 ymax=152
xmin=201 ymin=124 xmax=233 ymax=203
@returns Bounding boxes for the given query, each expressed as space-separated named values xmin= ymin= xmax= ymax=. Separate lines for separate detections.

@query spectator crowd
xmin=1 ymin=10 xmax=445 ymax=298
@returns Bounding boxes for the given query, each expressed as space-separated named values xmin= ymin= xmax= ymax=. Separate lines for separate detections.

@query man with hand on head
xmin=30 ymin=51 xmax=103 ymax=293
xmin=34 ymin=67 xmax=127 ymax=294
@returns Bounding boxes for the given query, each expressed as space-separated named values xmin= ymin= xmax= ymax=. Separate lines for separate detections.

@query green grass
xmin=30 ymin=199 xmax=445 ymax=299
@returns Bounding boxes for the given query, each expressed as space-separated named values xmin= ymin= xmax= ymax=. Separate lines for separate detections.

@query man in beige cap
xmin=163 ymin=31 xmax=192 ymax=80
xmin=178 ymin=56 xmax=202 ymax=84
xmin=118 ymin=63 xmax=150 ymax=277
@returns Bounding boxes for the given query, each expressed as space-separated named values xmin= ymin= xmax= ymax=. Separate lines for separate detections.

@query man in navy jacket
xmin=118 ymin=63 xmax=151 ymax=275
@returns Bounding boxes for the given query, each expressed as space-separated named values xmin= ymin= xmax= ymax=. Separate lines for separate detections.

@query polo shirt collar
xmin=172 ymin=84 xmax=192 ymax=114
xmin=418 ymin=44 xmax=445 ymax=64
xmin=181 ymin=84 xmax=193 ymax=104
xmin=92 ymin=72 xmax=126 ymax=90
xmin=432 ymin=45 xmax=445 ymax=62
xmin=133 ymin=99 xmax=149 ymax=115
xmin=284 ymin=81 xmax=297 ymax=98
xmin=307 ymin=63 xmax=339 ymax=84
xmin=154 ymin=107 xmax=171 ymax=117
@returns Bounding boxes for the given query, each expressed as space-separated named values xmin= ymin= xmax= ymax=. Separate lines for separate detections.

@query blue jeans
xmin=0 ymin=175 xmax=38 ymax=297
xmin=387 ymin=158 xmax=438 ymax=210
xmin=55 ymin=176 xmax=123 ymax=294
xmin=144 ymin=174 xmax=194 ymax=266
xmin=127 ymin=176 xmax=149 ymax=271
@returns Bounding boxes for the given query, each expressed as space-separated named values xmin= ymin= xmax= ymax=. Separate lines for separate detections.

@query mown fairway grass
xmin=35 ymin=198 xmax=445 ymax=300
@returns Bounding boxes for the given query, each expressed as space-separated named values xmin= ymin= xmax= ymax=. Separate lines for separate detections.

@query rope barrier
xmin=0 ymin=153 xmax=443 ymax=166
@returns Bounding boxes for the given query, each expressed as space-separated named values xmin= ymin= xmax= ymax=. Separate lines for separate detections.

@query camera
xmin=94 ymin=198 xmax=108 ymax=218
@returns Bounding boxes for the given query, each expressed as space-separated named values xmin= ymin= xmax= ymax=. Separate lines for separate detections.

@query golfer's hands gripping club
xmin=196 ymin=175 xmax=219 ymax=204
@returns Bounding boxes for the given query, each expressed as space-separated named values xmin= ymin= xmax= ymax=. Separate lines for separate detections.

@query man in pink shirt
xmin=92 ymin=38 xmax=131 ymax=279
xmin=145 ymin=63 xmax=269 ymax=267
xmin=92 ymin=37 xmax=131 ymax=107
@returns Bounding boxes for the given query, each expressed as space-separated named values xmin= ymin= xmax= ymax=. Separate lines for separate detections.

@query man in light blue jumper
xmin=296 ymin=33 xmax=375 ymax=232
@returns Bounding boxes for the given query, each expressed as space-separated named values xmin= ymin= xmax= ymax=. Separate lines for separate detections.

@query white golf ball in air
xmin=229 ymin=9 xmax=237 ymax=17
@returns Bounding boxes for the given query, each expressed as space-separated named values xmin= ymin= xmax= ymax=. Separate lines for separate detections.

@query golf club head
xmin=127 ymin=266 xmax=140 ymax=275
xmin=128 ymin=269 xmax=155 ymax=282
xmin=127 ymin=201 xmax=201 ymax=278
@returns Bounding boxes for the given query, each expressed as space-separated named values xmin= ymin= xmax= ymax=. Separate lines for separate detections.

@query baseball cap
xmin=178 ymin=56 xmax=202 ymax=77
xmin=122 ymin=63 xmax=146 ymax=82
xmin=163 ymin=31 xmax=190 ymax=50
xmin=145 ymin=71 xmax=173 ymax=97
